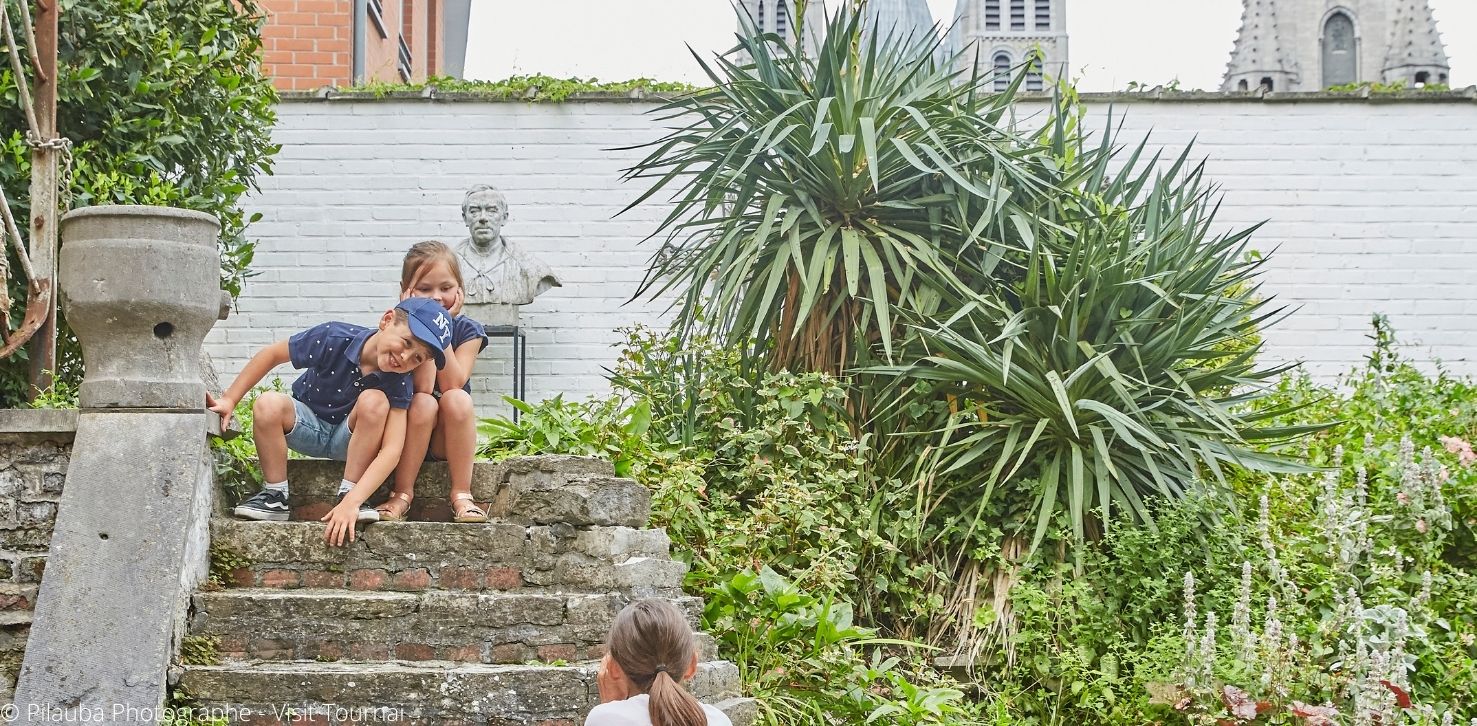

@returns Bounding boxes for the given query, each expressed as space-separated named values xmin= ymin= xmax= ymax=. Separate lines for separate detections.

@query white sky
xmin=465 ymin=0 xmax=1475 ymax=92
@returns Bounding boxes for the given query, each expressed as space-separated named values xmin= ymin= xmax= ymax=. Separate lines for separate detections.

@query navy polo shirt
xmin=288 ymin=321 xmax=415 ymax=425
xmin=439 ymin=315 xmax=489 ymax=395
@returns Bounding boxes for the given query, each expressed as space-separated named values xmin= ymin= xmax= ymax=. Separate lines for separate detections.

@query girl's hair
xmin=401 ymin=240 xmax=464 ymax=292
xmin=607 ymin=599 xmax=706 ymax=726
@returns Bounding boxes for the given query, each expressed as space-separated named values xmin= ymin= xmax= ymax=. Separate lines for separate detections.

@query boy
xmin=207 ymin=297 xmax=452 ymax=546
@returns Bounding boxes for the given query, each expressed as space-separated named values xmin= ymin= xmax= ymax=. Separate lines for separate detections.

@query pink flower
xmin=1416 ymin=519 xmax=1429 ymax=534
xmin=1439 ymin=435 xmax=1476 ymax=466
xmin=1397 ymin=491 xmax=1411 ymax=506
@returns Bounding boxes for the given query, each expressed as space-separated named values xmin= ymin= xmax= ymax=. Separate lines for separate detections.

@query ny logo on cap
xmin=434 ymin=313 xmax=452 ymax=344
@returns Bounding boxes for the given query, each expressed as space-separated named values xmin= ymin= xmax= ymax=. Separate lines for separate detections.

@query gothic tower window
xmin=985 ymin=0 xmax=1000 ymax=30
xmin=757 ymin=0 xmax=766 ymax=31
xmin=1034 ymin=0 xmax=1050 ymax=30
xmin=1260 ymin=76 xmax=1274 ymax=91
xmin=1010 ymin=0 xmax=1026 ymax=30
xmin=1414 ymin=71 xmax=1430 ymax=85
xmin=1321 ymin=11 xmax=1357 ymax=88
xmin=1026 ymin=50 xmax=1044 ymax=91
xmin=1238 ymin=79 xmax=1249 ymax=91
xmin=775 ymin=0 xmax=790 ymax=37
xmin=993 ymin=51 xmax=1012 ymax=92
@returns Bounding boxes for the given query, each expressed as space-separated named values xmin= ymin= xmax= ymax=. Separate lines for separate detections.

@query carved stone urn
xmin=59 ymin=205 xmax=222 ymax=408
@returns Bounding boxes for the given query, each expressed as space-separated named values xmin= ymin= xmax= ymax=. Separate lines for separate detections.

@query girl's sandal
xmin=451 ymin=492 xmax=489 ymax=524
xmin=376 ymin=491 xmax=413 ymax=521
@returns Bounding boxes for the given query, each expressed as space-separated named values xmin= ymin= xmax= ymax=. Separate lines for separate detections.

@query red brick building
xmin=260 ymin=0 xmax=472 ymax=91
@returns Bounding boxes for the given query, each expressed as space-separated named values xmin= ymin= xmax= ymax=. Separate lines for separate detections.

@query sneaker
xmin=337 ymin=491 xmax=380 ymax=523
xmin=233 ymin=488 xmax=290 ymax=521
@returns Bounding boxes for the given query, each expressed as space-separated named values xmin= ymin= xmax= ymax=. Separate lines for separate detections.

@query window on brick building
xmin=367 ymin=0 xmax=388 ymax=38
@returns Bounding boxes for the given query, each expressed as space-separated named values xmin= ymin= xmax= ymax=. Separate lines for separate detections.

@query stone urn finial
xmin=59 ymin=205 xmax=222 ymax=409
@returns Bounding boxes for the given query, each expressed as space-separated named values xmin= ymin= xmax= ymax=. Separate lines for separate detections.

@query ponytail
xmin=647 ymin=670 xmax=706 ymax=726
xmin=606 ymin=599 xmax=709 ymax=726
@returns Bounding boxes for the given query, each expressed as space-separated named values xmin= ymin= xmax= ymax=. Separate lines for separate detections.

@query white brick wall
xmin=208 ymin=96 xmax=1477 ymax=412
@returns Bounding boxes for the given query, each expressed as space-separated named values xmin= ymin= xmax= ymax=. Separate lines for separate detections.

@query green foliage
xmin=478 ymin=394 xmax=652 ymax=478
xmin=178 ymin=635 xmax=220 ymax=666
xmin=206 ymin=541 xmax=250 ymax=590
xmin=874 ymin=144 xmax=1313 ymax=554
xmin=1326 ymin=80 xmax=1453 ymax=93
xmin=347 ymin=74 xmax=697 ymax=101
xmin=24 ymin=371 xmax=77 ymax=409
xmin=0 ymin=0 xmax=278 ymax=405
xmin=621 ymin=5 xmax=1057 ymax=376
xmin=704 ymin=567 xmax=983 ymax=726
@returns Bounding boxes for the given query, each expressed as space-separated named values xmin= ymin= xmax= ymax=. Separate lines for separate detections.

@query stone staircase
xmin=177 ymin=456 xmax=755 ymax=725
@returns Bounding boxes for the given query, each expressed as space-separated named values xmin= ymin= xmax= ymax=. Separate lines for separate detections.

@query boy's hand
xmin=320 ymin=503 xmax=359 ymax=547
xmin=206 ymin=392 xmax=237 ymax=429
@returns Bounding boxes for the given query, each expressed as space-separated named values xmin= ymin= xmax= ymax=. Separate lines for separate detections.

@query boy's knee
xmin=409 ymin=392 xmax=438 ymax=425
xmin=438 ymin=389 xmax=475 ymax=423
xmin=254 ymin=392 xmax=293 ymax=425
xmin=354 ymin=389 xmax=391 ymax=421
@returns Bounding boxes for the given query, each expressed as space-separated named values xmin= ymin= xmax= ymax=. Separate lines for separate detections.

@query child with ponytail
xmin=379 ymin=240 xmax=490 ymax=523
xmin=587 ymin=599 xmax=732 ymax=726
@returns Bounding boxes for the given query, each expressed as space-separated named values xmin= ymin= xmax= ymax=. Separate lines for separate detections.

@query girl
xmin=587 ymin=599 xmax=732 ymax=726
xmin=380 ymin=240 xmax=490 ymax=523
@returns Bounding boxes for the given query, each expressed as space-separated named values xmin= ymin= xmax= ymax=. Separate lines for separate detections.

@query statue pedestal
xmin=464 ymin=303 xmax=526 ymax=421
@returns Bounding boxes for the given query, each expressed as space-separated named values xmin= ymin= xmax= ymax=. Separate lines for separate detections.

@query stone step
xmin=178 ymin=660 xmax=751 ymax=725
xmin=211 ymin=520 xmax=687 ymax=596
xmin=190 ymin=589 xmax=717 ymax=665
xmin=258 ymin=455 xmax=650 ymax=527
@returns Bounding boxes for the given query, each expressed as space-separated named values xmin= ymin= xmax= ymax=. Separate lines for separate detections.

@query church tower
xmin=861 ymin=0 xmax=938 ymax=43
xmin=946 ymin=0 xmax=1070 ymax=92
xmin=738 ymin=0 xmax=829 ymax=55
xmin=1222 ymin=0 xmax=1450 ymax=92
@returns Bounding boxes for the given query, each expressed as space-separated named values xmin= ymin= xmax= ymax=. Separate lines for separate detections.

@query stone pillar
xmin=11 ymin=206 xmax=221 ymax=723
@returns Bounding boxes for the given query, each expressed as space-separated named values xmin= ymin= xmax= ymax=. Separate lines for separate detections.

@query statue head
xmin=462 ymin=184 xmax=509 ymax=248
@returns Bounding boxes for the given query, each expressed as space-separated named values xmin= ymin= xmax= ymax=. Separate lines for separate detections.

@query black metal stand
xmin=485 ymin=325 xmax=526 ymax=421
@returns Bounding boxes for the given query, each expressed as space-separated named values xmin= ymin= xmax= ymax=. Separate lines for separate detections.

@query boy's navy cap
xmin=395 ymin=297 xmax=452 ymax=369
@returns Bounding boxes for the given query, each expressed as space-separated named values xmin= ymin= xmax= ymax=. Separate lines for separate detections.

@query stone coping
xmin=278 ymin=87 xmax=1477 ymax=104
xmin=0 ymin=408 xmax=78 ymax=434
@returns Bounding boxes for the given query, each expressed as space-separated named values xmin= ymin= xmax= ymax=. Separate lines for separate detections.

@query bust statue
xmin=454 ymin=184 xmax=560 ymax=324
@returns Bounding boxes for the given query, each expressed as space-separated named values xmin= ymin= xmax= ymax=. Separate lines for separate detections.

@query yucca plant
xmin=620 ymin=3 xmax=1060 ymax=377
xmin=877 ymin=132 xmax=1319 ymax=554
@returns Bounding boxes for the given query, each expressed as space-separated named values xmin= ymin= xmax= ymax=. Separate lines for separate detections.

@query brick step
xmin=190 ymin=589 xmax=717 ymax=665
xmin=212 ymin=520 xmax=686 ymax=596
xmin=256 ymin=455 xmax=649 ymax=527
xmin=178 ymin=660 xmax=753 ymax=725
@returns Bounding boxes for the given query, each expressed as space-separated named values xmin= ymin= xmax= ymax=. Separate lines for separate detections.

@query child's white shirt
xmin=584 ymin=694 xmax=733 ymax=726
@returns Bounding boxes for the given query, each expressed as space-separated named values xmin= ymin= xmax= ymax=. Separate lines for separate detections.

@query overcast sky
xmin=465 ymin=0 xmax=1474 ymax=92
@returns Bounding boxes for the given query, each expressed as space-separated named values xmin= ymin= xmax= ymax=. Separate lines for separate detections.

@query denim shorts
xmin=285 ymin=398 xmax=352 ymax=461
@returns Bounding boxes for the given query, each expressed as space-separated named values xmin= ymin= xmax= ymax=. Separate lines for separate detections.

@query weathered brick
xmin=389 ymin=568 xmax=430 ymax=591
xmin=489 ymin=643 xmax=526 ymax=663
xmin=302 ymin=569 xmax=344 ymax=588
xmin=229 ymin=567 xmax=255 ymax=588
xmin=485 ymin=567 xmax=522 ymax=590
xmin=536 ymin=643 xmax=577 ymax=663
xmin=440 ymin=644 xmax=482 ymax=663
xmin=394 ymin=643 xmax=435 ymax=661
xmin=347 ymin=641 xmax=391 ymax=660
xmin=348 ymin=569 xmax=387 ymax=591
xmin=260 ymin=569 xmax=301 ymax=589
xmin=249 ymin=638 xmax=294 ymax=659
xmin=436 ymin=566 xmax=482 ymax=590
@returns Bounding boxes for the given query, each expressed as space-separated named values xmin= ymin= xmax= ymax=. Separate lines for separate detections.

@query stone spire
xmin=862 ymin=0 xmax=937 ymax=43
xmin=1381 ymin=0 xmax=1451 ymax=85
xmin=1222 ymin=0 xmax=1297 ymax=92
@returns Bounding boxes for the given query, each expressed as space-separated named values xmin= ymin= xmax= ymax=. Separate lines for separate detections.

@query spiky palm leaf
xmin=875 ymin=126 xmax=1319 ymax=554
xmin=620 ymin=5 xmax=1059 ymax=375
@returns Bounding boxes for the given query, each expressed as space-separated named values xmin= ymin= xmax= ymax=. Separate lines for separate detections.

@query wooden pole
xmin=27 ymin=0 xmax=58 ymax=396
